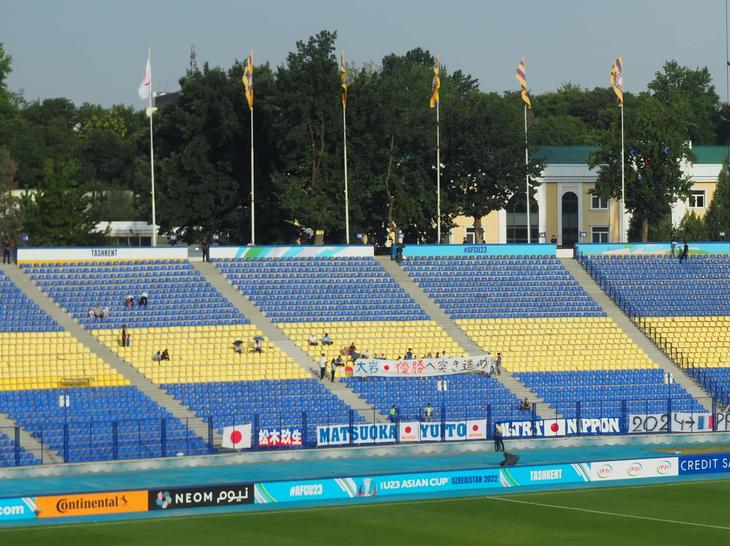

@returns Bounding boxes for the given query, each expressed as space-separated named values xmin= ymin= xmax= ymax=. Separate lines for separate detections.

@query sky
xmin=1 ymin=0 xmax=729 ymax=107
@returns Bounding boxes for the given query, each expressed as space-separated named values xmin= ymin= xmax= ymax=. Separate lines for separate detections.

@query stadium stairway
xmin=190 ymin=261 xmax=387 ymax=424
xmin=0 ymin=402 xmax=60 ymax=463
xmin=1 ymin=264 xmax=213 ymax=445
xmin=376 ymin=256 xmax=555 ymax=420
xmin=560 ymin=257 xmax=712 ymax=411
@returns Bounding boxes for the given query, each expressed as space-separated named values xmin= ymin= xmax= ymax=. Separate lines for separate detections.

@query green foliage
xmin=589 ymin=94 xmax=694 ymax=241
xmin=20 ymin=159 xmax=104 ymax=245
xmin=675 ymin=211 xmax=707 ymax=241
xmin=0 ymin=146 xmax=22 ymax=240
xmin=444 ymin=92 xmax=542 ymax=242
xmin=705 ymin=158 xmax=730 ymax=239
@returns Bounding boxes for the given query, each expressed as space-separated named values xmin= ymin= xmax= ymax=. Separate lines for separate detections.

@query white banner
xmin=398 ymin=420 xmax=487 ymax=442
xmin=17 ymin=247 xmax=187 ymax=263
xmin=222 ymin=424 xmax=252 ymax=450
xmin=209 ymin=245 xmax=373 ymax=259
xmin=627 ymin=412 xmax=713 ymax=434
xmin=590 ymin=457 xmax=678 ymax=481
xmin=352 ymin=355 xmax=492 ymax=378
xmin=502 ymin=417 xmax=620 ymax=438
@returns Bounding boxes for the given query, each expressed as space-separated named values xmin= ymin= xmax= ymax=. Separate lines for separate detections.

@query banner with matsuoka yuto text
xmin=352 ymin=354 xmax=493 ymax=378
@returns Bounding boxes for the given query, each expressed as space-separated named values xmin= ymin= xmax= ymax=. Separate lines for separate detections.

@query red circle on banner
xmin=550 ymin=423 xmax=559 ymax=433
xmin=383 ymin=364 xmax=390 ymax=371
xmin=230 ymin=430 xmax=242 ymax=444
xmin=405 ymin=426 xmax=412 ymax=433
xmin=472 ymin=425 xmax=479 ymax=431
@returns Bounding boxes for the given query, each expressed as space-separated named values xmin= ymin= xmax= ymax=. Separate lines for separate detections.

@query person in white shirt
xmin=319 ymin=353 xmax=327 ymax=379
xmin=308 ymin=334 xmax=318 ymax=346
xmin=138 ymin=291 xmax=149 ymax=307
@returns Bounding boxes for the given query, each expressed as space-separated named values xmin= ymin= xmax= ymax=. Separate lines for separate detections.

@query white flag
xmin=222 ymin=424 xmax=251 ymax=450
xmin=138 ymin=56 xmax=151 ymax=100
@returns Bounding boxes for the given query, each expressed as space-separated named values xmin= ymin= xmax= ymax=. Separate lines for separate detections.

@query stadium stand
xmin=401 ymin=253 xmax=705 ymax=419
xmin=579 ymin=251 xmax=730 ymax=403
xmin=2 ymin=266 xmax=207 ymax=463
xmin=22 ymin=257 xmax=358 ymax=449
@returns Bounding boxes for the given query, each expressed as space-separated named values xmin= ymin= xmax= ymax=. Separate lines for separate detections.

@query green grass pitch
xmin=3 ymin=479 xmax=730 ymax=545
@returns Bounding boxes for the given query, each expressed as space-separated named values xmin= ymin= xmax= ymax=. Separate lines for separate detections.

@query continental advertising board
xmin=35 ymin=491 xmax=148 ymax=519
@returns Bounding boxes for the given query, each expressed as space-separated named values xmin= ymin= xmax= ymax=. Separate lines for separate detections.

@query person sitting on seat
xmin=520 ymin=397 xmax=530 ymax=411
xmin=233 ymin=340 xmax=244 ymax=354
xmin=348 ymin=342 xmax=357 ymax=355
xmin=138 ymin=291 xmax=149 ymax=307
xmin=125 ymin=295 xmax=134 ymax=308
xmin=152 ymin=351 xmax=162 ymax=362
xmin=101 ymin=306 xmax=110 ymax=320
xmin=161 ymin=348 xmax=170 ymax=361
xmin=308 ymin=334 xmax=318 ymax=346
xmin=321 ymin=333 xmax=333 ymax=345
xmin=253 ymin=338 xmax=263 ymax=353
xmin=121 ymin=325 xmax=128 ymax=347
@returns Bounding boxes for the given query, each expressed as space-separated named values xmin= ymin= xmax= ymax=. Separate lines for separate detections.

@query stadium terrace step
xmin=1 ymin=263 xmax=212 ymax=449
xmin=376 ymin=256 xmax=555 ymax=420
xmin=561 ymin=257 xmax=712 ymax=411
xmin=191 ymin=261 xmax=387 ymax=425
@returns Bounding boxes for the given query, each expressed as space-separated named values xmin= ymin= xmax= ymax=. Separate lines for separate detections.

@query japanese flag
xmin=542 ymin=419 xmax=566 ymax=437
xmin=466 ymin=419 xmax=487 ymax=440
xmin=138 ymin=56 xmax=151 ymax=101
xmin=399 ymin=421 xmax=421 ymax=442
xmin=222 ymin=424 xmax=251 ymax=449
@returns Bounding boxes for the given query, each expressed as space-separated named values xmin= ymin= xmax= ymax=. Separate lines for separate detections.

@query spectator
xmin=405 ymin=348 xmax=413 ymax=360
xmin=138 ymin=291 xmax=149 ymax=307
xmin=395 ymin=245 xmax=403 ymax=264
xmin=101 ymin=306 xmax=109 ymax=320
xmin=233 ymin=340 xmax=243 ymax=354
xmin=550 ymin=234 xmax=557 ymax=244
xmin=335 ymin=355 xmax=344 ymax=367
xmin=435 ymin=352 xmax=440 ymax=358
xmin=161 ymin=348 xmax=170 ymax=361
xmin=253 ymin=338 xmax=263 ymax=353
xmin=494 ymin=422 xmax=505 ymax=452
xmin=319 ymin=353 xmax=327 ymax=380
xmin=125 ymin=295 xmax=134 ymax=308
xmin=495 ymin=353 xmax=502 ymax=376
xmin=520 ymin=397 xmax=530 ymax=411
xmin=330 ymin=358 xmax=337 ymax=382
xmin=152 ymin=351 xmax=162 ymax=362
xmin=348 ymin=342 xmax=357 ymax=355
xmin=89 ymin=304 xmax=104 ymax=320
xmin=322 ymin=333 xmax=333 ymax=345
xmin=423 ymin=403 xmax=433 ymax=422
xmin=308 ymin=334 xmax=319 ymax=346
xmin=679 ymin=242 xmax=689 ymax=263
xmin=2 ymin=238 xmax=11 ymax=264
xmin=126 ymin=333 xmax=132 ymax=347
xmin=388 ymin=405 xmax=398 ymax=423
xmin=121 ymin=325 xmax=128 ymax=347
xmin=201 ymin=239 xmax=210 ymax=262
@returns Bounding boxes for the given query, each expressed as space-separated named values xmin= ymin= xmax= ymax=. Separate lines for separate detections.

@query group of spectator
xmin=308 ymin=333 xmax=333 ymax=346
xmin=152 ymin=349 xmax=170 ymax=362
xmin=387 ymin=402 xmax=434 ymax=423
xmin=232 ymin=337 xmax=265 ymax=354
xmin=125 ymin=292 xmax=149 ymax=308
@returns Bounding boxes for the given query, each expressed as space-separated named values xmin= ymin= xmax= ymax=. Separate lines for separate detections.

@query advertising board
xmin=16 ymin=247 xmax=187 ymax=263
xmin=254 ymin=463 xmax=590 ymax=504
xmin=589 ymin=457 xmax=678 ymax=481
xmin=209 ymin=245 xmax=373 ymax=260
xmin=401 ymin=244 xmax=555 ymax=258
xmin=0 ymin=498 xmax=37 ymax=522
xmin=679 ymin=454 xmax=730 ymax=475
xmin=148 ymin=484 xmax=254 ymax=511
xmin=35 ymin=491 xmax=148 ymax=519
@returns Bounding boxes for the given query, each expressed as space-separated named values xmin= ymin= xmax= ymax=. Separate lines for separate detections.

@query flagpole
xmin=343 ymin=105 xmax=350 ymax=244
xmin=148 ymin=47 xmax=157 ymax=247
xmin=436 ymin=101 xmax=441 ymax=244
xmin=524 ymin=104 xmax=530 ymax=244
xmin=620 ymin=103 xmax=625 ymax=242
xmin=250 ymin=106 xmax=255 ymax=245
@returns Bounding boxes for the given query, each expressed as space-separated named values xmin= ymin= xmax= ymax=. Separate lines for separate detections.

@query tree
xmin=589 ymin=94 xmax=694 ymax=241
xmin=648 ymin=61 xmax=719 ymax=145
xmin=0 ymin=146 xmax=22 ymax=240
xmin=20 ymin=159 xmax=103 ymax=245
xmin=444 ymin=92 xmax=542 ymax=243
xmin=705 ymin=158 xmax=730 ymax=240
xmin=675 ymin=211 xmax=707 ymax=241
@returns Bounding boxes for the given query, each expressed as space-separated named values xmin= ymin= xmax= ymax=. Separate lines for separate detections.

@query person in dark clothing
xmin=2 ymin=239 xmax=11 ymax=264
xmin=121 ymin=325 xmax=128 ymax=347
xmin=679 ymin=242 xmax=689 ymax=263
xmin=161 ymin=348 xmax=170 ymax=361
xmin=201 ymin=240 xmax=210 ymax=262
xmin=494 ymin=422 xmax=505 ymax=452
xmin=330 ymin=359 xmax=337 ymax=382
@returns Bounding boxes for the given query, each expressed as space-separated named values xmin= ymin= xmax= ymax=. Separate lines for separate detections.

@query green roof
xmin=536 ymin=145 xmax=730 ymax=165
xmin=535 ymin=146 xmax=598 ymax=164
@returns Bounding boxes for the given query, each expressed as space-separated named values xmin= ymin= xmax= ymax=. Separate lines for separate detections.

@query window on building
xmin=591 ymin=226 xmax=609 ymax=243
xmin=464 ymin=228 xmax=476 ymax=244
xmin=506 ymin=197 xmax=539 ymax=243
xmin=688 ymin=190 xmax=706 ymax=209
xmin=591 ymin=195 xmax=608 ymax=210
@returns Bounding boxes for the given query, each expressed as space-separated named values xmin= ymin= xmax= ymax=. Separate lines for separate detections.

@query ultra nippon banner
xmin=352 ymin=355 xmax=492 ymax=378
xmin=254 ymin=463 xmax=591 ymax=504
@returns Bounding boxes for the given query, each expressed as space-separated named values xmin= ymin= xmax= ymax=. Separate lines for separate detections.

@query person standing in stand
xmin=2 ymin=238 xmax=11 ymax=264
xmin=319 ymin=353 xmax=327 ymax=380
xmin=494 ymin=422 xmax=505 ymax=452
xmin=330 ymin=358 xmax=337 ymax=382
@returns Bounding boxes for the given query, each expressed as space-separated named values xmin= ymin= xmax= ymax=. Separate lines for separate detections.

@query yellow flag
xmin=340 ymin=51 xmax=348 ymax=109
xmin=429 ymin=56 xmax=440 ymax=109
xmin=610 ymin=57 xmax=623 ymax=107
xmin=515 ymin=57 xmax=531 ymax=109
xmin=242 ymin=51 xmax=254 ymax=110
